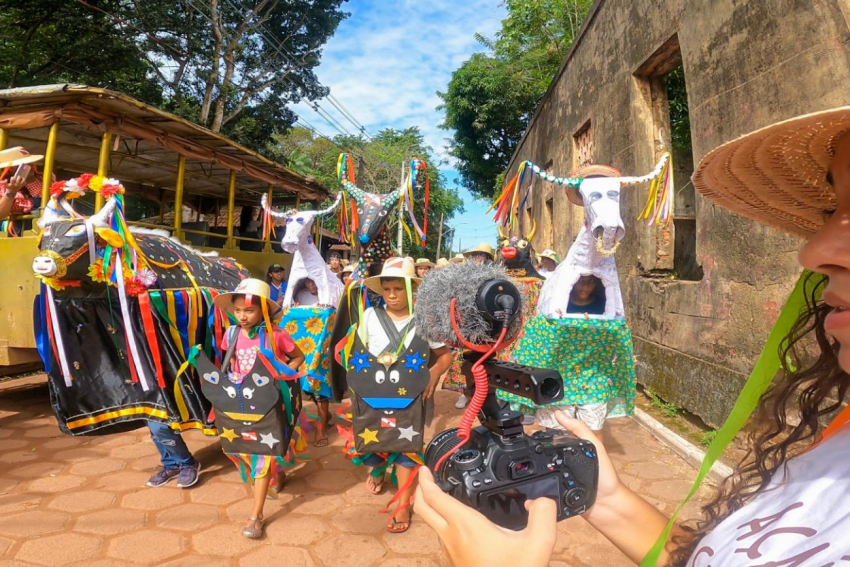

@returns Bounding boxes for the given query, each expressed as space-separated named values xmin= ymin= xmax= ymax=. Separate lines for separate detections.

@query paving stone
xmin=23 ymin=426 xmax=63 ymax=439
xmin=314 ymin=534 xmax=387 ymax=567
xmin=622 ymin=460 xmax=682 ymax=481
xmin=110 ymin=442 xmax=159 ymax=459
xmin=156 ymin=503 xmax=220 ymax=531
xmin=0 ymin=493 xmax=40 ymax=514
xmin=331 ymin=504 xmax=388 ymax=535
xmin=0 ymin=439 xmax=29 ymax=451
xmin=69 ymin=457 xmax=126 ymax=476
xmin=7 ymin=461 xmax=63 ymax=479
xmin=239 ymin=545 xmax=316 ymax=566
xmin=52 ymin=448 xmax=105 ymax=462
xmin=225 ymin=495 xmax=290 ymax=523
xmin=379 ymin=559 xmax=443 ymax=567
xmin=266 ymin=514 xmax=332 ymax=546
xmin=189 ymin=481 xmax=248 ymax=506
xmin=41 ymin=437 xmax=84 ymax=450
xmin=0 ymin=510 xmax=68 ymax=537
xmin=75 ymin=508 xmax=146 ymax=535
xmin=342 ymin=482 xmax=394 ymax=507
xmin=190 ymin=525 xmax=261 ymax=557
xmin=0 ymin=536 xmax=13 ymax=557
xmin=95 ymin=471 xmax=151 ymax=492
xmin=644 ymin=478 xmax=695 ymax=502
xmin=129 ymin=454 xmax=163 ymax=472
xmin=15 ymin=532 xmax=101 ymax=566
xmin=381 ymin=522 xmax=441 ymax=555
xmin=27 ymin=474 xmax=86 ymax=493
xmin=318 ymin=453 xmax=357 ymax=470
xmin=159 ymin=556 xmax=232 ymax=567
xmin=48 ymin=490 xmax=115 ymax=512
xmin=0 ymin=450 xmax=39 ymax=465
xmin=288 ymin=493 xmax=339 ymax=516
xmin=122 ymin=487 xmax=185 ymax=510
xmin=108 ymin=530 xmax=184 ymax=564
xmin=304 ymin=469 xmax=359 ymax=492
xmin=0 ymin=477 xmax=20 ymax=495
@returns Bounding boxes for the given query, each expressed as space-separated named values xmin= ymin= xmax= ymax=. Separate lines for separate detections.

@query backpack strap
xmin=373 ymin=307 xmax=414 ymax=353
xmin=220 ymin=325 xmax=240 ymax=375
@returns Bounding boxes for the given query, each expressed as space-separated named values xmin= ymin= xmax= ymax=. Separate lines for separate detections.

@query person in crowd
xmin=328 ymin=252 xmax=343 ymax=275
xmin=145 ymin=423 xmax=201 ymax=489
xmin=0 ymin=146 xmax=45 ymax=224
xmin=415 ymin=258 xmax=435 ymax=278
xmin=436 ymin=258 xmax=449 ymax=268
xmin=340 ymin=257 xmax=453 ymax=533
xmin=463 ymin=243 xmax=496 ymax=265
xmin=417 ymin=108 xmax=850 ymax=565
xmin=266 ymin=264 xmax=287 ymax=305
xmin=450 ymin=253 xmax=465 ymax=264
xmin=293 ymin=278 xmax=319 ymax=306
xmin=339 ymin=264 xmax=355 ymax=284
xmin=537 ymin=249 xmax=561 ymax=278
xmin=214 ymin=279 xmax=305 ymax=539
xmin=567 ymin=274 xmax=606 ymax=316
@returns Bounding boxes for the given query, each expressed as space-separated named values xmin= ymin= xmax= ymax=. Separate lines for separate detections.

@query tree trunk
xmin=199 ymin=0 xmax=222 ymax=126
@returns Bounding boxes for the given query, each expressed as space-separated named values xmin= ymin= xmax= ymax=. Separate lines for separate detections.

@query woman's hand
xmin=554 ymin=413 xmax=623 ymax=506
xmin=6 ymin=175 xmax=26 ymax=194
xmin=415 ymin=467 xmax=558 ymax=567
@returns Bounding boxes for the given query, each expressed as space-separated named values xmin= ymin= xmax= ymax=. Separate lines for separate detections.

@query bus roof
xmin=0 ymin=84 xmax=327 ymax=204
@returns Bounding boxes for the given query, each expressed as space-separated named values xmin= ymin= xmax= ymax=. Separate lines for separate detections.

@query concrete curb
xmin=632 ymin=408 xmax=734 ymax=485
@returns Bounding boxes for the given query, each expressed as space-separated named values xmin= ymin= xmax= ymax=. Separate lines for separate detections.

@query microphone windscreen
xmin=415 ymin=262 xmax=525 ymax=347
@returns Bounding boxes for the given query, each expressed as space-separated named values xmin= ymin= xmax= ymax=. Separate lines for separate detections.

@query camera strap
xmin=641 ymin=271 xmax=820 ymax=566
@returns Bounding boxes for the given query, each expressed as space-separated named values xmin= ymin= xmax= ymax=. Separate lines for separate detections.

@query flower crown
xmin=49 ymin=173 xmax=126 ymax=201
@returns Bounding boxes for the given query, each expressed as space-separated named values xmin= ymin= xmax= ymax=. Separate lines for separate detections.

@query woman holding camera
xmin=417 ymin=108 xmax=850 ymax=565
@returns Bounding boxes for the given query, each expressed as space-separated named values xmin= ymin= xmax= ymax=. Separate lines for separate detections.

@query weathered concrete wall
xmin=510 ymin=0 xmax=850 ymax=427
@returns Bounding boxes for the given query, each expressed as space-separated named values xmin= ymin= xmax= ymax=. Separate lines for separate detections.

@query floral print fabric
xmin=281 ymin=305 xmax=337 ymax=399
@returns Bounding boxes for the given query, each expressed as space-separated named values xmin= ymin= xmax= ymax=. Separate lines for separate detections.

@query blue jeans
xmin=147 ymin=422 xmax=196 ymax=469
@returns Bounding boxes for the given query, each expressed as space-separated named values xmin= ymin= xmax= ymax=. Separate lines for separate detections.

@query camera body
xmin=426 ymin=421 xmax=598 ymax=530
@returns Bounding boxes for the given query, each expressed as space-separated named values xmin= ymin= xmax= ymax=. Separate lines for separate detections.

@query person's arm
xmin=0 ymin=176 xmax=26 ymax=219
xmin=424 ymin=346 xmax=452 ymax=400
xmin=277 ymin=330 xmax=305 ymax=370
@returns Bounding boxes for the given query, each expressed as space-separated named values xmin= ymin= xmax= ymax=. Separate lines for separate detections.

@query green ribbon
xmin=148 ymin=291 xmax=175 ymax=328
xmin=641 ymin=271 xmax=820 ymax=565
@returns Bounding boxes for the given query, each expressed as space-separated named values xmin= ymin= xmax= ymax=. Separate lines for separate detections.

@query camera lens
xmin=539 ymin=377 xmax=562 ymax=400
xmin=424 ymin=428 xmax=465 ymax=480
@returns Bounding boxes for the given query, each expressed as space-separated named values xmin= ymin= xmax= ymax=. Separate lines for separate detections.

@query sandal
xmin=387 ymin=509 xmax=412 ymax=533
xmin=242 ymin=517 xmax=264 ymax=539
xmin=366 ymin=472 xmax=384 ymax=495
xmin=314 ymin=434 xmax=329 ymax=448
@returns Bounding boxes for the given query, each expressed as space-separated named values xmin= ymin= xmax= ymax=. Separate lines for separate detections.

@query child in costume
xmin=338 ymin=257 xmax=453 ymax=533
xmin=202 ymin=278 xmax=306 ymax=539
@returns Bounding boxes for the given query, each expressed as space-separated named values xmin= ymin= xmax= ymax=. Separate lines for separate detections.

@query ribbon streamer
xmin=113 ymin=249 xmax=151 ymax=392
xmin=45 ymin=286 xmax=73 ymax=387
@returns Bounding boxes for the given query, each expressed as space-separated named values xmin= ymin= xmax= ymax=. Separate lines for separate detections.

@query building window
xmin=573 ymin=120 xmax=593 ymax=168
xmin=635 ymin=35 xmax=703 ymax=281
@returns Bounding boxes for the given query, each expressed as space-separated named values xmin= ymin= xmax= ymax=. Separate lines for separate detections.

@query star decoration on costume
xmin=260 ymin=432 xmax=279 ymax=449
xmin=397 ymin=426 xmax=420 ymax=442
xmin=352 ymin=352 xmax=372 ymax=373
xmin=220 ymin=428 xmax=239 ymax=442
xmin=403 ymin=352 xmax=427 ymax=373
xmin=398 ymin=387 xmax=407 ymax=395
xmin=358 ymin=428 xmax=379 ymax=445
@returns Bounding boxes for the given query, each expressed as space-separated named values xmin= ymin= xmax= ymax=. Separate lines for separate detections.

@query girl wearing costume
xmin=189 ymin=278 xmax=306 ymax=539
xmin=336 ymin=257 xmax=453 ymax=533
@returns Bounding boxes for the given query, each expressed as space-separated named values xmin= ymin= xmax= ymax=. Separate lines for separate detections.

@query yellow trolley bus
xmin=0 ymin=84 xmax=330 ymax=369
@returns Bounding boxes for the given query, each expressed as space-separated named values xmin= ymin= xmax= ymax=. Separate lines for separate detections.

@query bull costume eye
xmin=389 ymin=370 xmax=400 ymax=384
xmin=607 ymin=191 xmax=620 ymax=201
xmin=588 ymin=192 xmax=602 ymax=203
xmin=375 ymin=371 xmax=386 ymax=384
xmin=296 ymin=218 xmax=304 ymax=224
xmin=242 ymin=388 xmax=254 ymax=399
xmin=223 ymin=386 xmax=237 ymax=398
xmin=67 ymin=225 xmax=86 ymax=236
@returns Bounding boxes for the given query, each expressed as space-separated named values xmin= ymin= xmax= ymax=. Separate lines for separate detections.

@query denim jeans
xmin=147 ymin=422 xmax=196 ymax=469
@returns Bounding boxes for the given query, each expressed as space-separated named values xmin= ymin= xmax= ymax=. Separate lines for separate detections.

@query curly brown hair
xmin=669 ymin=272 xmax=850 ymax=564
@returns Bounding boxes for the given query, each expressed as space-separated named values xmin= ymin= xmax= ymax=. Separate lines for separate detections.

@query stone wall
xmin=509 ymin=0 xmax=850 ymax=427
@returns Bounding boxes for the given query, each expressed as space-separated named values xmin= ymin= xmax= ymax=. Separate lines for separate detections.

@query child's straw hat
xmin=363 ymin=257 xmax=421 ymax=294
xmin=213 ymin=278 xmax=283 ymax=320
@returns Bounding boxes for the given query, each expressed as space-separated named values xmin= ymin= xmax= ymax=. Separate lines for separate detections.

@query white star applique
xmin=260 ymin=432 xmax=279 ymax=449
xmin=397 ymin=426 xmax=420 ymax=442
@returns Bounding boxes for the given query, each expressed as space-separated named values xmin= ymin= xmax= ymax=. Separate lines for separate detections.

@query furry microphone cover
xmin=415 ymin=262 xmax=525 ymax=347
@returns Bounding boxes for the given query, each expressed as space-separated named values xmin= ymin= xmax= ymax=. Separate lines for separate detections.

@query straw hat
xmin=342 ymin=264 xmax=355 ymax=274
xmin=436 ymin=257 xmax=449 ymax=268
xmin=363 ymin=257 xmax=420 ymax=294
xmin=0 ymin=146 xmax=43 ymax=169
xmin=463 ymin=242 xmax=495 ymax=260
xmin=692 ymin=107 xmax=850 ymax=238
xmin=538 ymin=249 xmax=561 ymax=264
xmin=566 ymin=164 xmax=623 ymax=205
xmin=213 ymin=278 xmax=283 ymax=320
xmin=450 ymin=253 xmax=465 ymax=264
xmin=415 ymin=258 xmax=435 ymax=268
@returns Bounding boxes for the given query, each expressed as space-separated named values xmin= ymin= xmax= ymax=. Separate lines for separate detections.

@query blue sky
xmin=293 ymin=0 xmax=506 ymax=254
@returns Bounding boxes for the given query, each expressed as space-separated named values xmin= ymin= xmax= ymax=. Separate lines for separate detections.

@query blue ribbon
xmin=33 ymin=285 xmax=52 ymax=374
xmin=174 ymin=292 xmax=190 ymax=358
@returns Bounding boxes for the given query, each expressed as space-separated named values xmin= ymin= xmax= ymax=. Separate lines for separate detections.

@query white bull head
xmin=262 ymin=193 xmax=342 ymax=253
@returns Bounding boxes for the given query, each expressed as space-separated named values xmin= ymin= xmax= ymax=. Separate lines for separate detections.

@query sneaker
xmin=455 ymin=394 xmax=469 ymax=409
xmin=176 ymin=461 xmax=201 ymax=488
xmin=147 ymin=467 xmax=180 ymax=487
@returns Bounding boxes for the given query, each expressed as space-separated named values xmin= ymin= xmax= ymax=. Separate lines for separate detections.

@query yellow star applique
xmin=358 ymin=428 xmax=379 ymax=445
xmin=220 ymin=428 xmax=239 ymax=443
xmin=398 ymin=387 xmax=407 ymax=395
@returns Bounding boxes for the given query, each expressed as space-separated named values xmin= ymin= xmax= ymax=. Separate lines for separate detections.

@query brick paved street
xmin=0 ymin=375 xmax=709 ymax=566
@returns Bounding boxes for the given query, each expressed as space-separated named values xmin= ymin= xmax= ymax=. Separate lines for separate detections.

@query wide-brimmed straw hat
xmin=363 ymin=257 xmax=421 ymax=294
xmin=342 ymin=264 xmax=355 ymax=274
xmin=0 ymin=146 xmax=43 ymax=169
xmin=538 ymin=249 xmax=561 ymax=263
xmin=450 ymin=253 xmax=465 ymax=264
xmin=463 ymin=242 xmax=495 ymax=260
xmin=415 ymin=258 xmax=435 ymax=268
xmin=436 ymin=257 xmax=449 ymax=268
xmin=693 ymin=107 xmax=850 ymax=238
xmin=213 ymin=278 xmax=283 ymax=320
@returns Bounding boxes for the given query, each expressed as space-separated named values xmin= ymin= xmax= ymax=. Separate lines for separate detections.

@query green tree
xmin=440 ymin=0 xmax=593 ymax=200
xmin=269 ymin=126 xmax=464 ymax=260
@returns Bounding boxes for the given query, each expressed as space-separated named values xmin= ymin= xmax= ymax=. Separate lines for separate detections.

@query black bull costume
xmin=33 ymin=194 xmax=249 ymax=435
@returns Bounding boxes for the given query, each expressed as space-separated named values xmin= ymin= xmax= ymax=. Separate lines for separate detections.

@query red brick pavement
xmin=0 ymin=375 xmax=709 ymax=566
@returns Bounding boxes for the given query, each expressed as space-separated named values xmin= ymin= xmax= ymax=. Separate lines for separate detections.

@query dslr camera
xmin=424 ymin=279 xmax=599 ymax=530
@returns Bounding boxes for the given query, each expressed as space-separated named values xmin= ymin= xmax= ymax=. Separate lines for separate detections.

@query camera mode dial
xmin=452 ymin=449 xmax=484 ymax=472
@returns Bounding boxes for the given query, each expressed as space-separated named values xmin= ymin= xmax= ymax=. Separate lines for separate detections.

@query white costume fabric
xmin=537 ymin=177 xmax=626 ymax=320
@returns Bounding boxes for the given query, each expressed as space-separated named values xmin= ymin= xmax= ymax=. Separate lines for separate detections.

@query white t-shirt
xmin=294 ymin=288 xmax=319 ymax=306
xmin=687 ymin=425 xmax=850 ymax=566
xmin=359 ymin=307 xmax=444 ymax=357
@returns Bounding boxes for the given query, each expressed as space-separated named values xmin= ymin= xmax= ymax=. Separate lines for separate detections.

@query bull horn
xmin=618 ymin=152 xmax=671 ymax=186
xmin=261 ymin=193 xmax=287 ymax=218
xmin=497 ymin=225 xmax=507 ymax=239
xmin=90 ymin=197 xmax=117 ymax=228
xmin=316 ymin=192 xmax=343 ymax=217
xmin=525 ymin=219 xmax=537 ymax=241
xmin=37 ymin=197 xmax=65 ymax=228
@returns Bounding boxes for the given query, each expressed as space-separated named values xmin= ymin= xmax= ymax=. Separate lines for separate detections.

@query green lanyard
xmin=641 ymin=271 xmax=821 ymax=565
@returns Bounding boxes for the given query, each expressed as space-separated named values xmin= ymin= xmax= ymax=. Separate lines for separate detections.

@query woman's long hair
xmin=670 ymin=272 xmax=850 ymax=564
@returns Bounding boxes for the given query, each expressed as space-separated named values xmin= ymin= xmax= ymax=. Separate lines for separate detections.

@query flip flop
xmin=366 ymin=473 xmax=384 ymax=495
xmin=314 ymin=435 xmax=329 ymax=448
xmin=387 ymin=510 xmax=412 ymax=533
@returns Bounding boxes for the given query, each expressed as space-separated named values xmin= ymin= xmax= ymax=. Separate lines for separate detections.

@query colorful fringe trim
xmin=224 ymin=414 xmax=310 ymax=484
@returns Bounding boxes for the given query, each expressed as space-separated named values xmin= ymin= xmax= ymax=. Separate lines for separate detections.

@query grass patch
xmin=700 ymin=429 xmax=718 ymax=448
xmin=644 ymin=387 xmax=680 ymax=418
